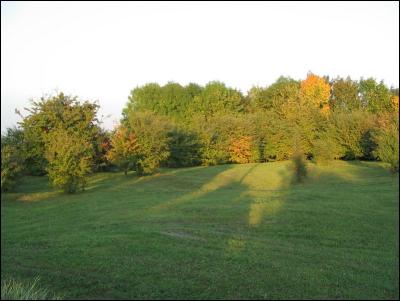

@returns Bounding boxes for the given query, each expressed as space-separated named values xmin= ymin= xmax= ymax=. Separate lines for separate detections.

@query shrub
xmin=1 ymin=127 xmax=25 ymax=192
xmin=327 ymin=109 xmax=375 ymax=160
xmin=228 ymin=136 xmax=252 ymax=164
xmin=45 ymin=128 xmax=93 ymax=193
xmin=1 ymin=144 xmax=24 ymax=192
xmin=127 ymin=111 xmax=172 ymax=175
xmin=166 ymin=128 xmax=202 ymax=168
xmin=372 ymin=113 xmax=399 ymax=173
xmin=106 ymin=125 xmax=139 ymax=175
xmin=312 ymin=136 xmax=341 ymax=164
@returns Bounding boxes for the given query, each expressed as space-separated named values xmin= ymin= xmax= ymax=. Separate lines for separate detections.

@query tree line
xmin=1 ymin=73 xmax=399 ymax=193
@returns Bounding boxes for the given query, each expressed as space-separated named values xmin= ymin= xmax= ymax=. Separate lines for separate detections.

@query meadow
xmin=1 ymin=161 xmax=399 ymax=299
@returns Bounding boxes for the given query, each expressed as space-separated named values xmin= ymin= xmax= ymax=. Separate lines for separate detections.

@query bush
xmin=372 ymin=113 xmax=399 ymax=173
xmin=1 ymin=128 xmax=25 ymax=192
xmin=45 ymin=129 xmax=93 ymax=193
xmin=166 ymin=128 xmax=202 ymax=168
xmin=228 ymin=136 xmax=252 ymax=164
xmin=312 ymin=136 xmax=341 ymax=164
xmin=127 ymin=111 xmax=172 ymax=175
xmin=1 ymin=144 xmax=24 ymax=192
xmin=106 ymin=125 xmax=139 ymax=175
xmin=327 ymin=110 xmax=375 ymax=160
xmin=1 ymin=277 xmax=62 ymax=300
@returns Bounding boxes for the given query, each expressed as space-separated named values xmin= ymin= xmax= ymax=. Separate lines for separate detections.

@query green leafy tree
xmin=19 ymin=92 xmax=100 ymax=175
xmin=44 ymin=128 xmax=93 ymax=193
xmin=185 ymin=83 xmax=203 ymax=99
xmin=166 ymin=127 xmax=203 ymax=168
xmin=248 ymin=77 xmax=300 ymax=111
xmin=326 ymin=110 xmax=375 ymax=160
xmin=330 ymin=76 xmax=360 ymax=111
xmin=160 ymin=82 xmax=192 ymax=120
xmin=312 ymin=135 xmax=342 ymax=164
xmin=127 ymin=111 xmax=172 ymax=175
xmin=123 ymin=83 xmax=162 ymax=120
xmin=372 ymin=112 xmax=399 ymax=172
xmin=92 ymin=128 xmax=112 ymax=172
xmin=191 ymin=114 xmax=253 ymax=165
xmin=189 ymin=81 xmax=244 ymax=119
xmin=359 ymin=78 xmax=391 ymax=112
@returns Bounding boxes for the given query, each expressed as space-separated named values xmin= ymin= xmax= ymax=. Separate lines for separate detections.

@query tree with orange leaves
xmin=300 ymin=73 xmax=331 ymax=112
xmin=228 ymin=136 xmax=252 ymax=164
xmin=106 ymin=125 xmax=139 ymax=175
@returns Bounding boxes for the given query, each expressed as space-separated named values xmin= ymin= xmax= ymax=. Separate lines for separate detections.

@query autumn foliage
xmin=106 ymin=126 xmax=139 ymax=175
xmin=391 ymin=95 xmax=399 ymax=112
xmin=300 ymin=73 xmax=331 ymax=109
xmin=228 ymin=136 xmax=252 ymax=164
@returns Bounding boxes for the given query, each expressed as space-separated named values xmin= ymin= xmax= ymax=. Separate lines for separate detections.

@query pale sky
xmin=1 ymin=1 xmax=399 ymax=132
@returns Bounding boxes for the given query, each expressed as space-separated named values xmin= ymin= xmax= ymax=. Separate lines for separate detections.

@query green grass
xmin=1 ymin=161 xmax=399 ymax=299
xmin=1 ymin=276 xmax=62 ymax=300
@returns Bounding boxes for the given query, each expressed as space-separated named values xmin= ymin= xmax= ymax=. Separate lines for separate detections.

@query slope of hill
xmin=1 ymin=161 xmax=399 ymax=299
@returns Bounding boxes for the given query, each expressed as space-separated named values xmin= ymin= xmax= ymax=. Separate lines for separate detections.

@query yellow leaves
xmin=228 ymin=136 xmax=252 ymax=164
xmin=300 ymin=73 xmax=331 ymax=109
xmin=320 ymin=103 xmax=331 ymax=116
xmin=391 ymin=95 xmax=399 ymax=112
xmin=106 ymin=125 xmax=139 ymax=163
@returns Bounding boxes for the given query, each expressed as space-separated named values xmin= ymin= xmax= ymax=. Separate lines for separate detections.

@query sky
xmin=1 ymin=1 xmax=399 ymax=132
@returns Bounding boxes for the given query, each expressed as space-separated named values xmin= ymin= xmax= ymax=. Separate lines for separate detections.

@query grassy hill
xmin=1 ymin=161 xmax=399 ymax=299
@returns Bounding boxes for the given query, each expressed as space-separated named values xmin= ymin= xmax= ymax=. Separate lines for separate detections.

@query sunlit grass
xmin=1 ymin=161 xmax=399 ymax=299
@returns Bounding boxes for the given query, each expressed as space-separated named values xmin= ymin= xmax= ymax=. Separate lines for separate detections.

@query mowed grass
xmin=1 ymin=161 xmax=399 ymax=299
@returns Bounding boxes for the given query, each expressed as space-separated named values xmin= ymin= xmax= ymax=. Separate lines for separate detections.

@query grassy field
xmin=1 ymin=161 xmax=399 ymax=299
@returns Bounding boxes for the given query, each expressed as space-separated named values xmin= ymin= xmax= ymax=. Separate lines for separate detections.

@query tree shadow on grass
xmin=2 ymin=160 xmax=398 ymax=299
xmin=137 ymin=160 xmax=398 ymax=299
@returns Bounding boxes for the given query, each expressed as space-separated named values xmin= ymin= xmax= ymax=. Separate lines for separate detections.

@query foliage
xmin=390 ymin=95 xmax=399 ymax=112
xmin=45 ymin=128 xmax=93 ymax=193
xmin=1 ymin=145 xmax=23 ymax=192
xmin=248 ymin=77 xmax=300 ymax=111
xmin=330 ymin=76 xmax=360 ymax=111
xmin=326 ymin=110 xmax=375 ymax=160
xmin=166 ymin=127 xmax=203 ymax=168
xmin=1 ymin=127 xmax=25 ymax=191
xmin=126 ymin=111 xmax=172 ymax=175
xmin=19 ymin=92 xmax=100 ymax=175
xmin=124 ymin=82 xmax=202 ymax=123
xmin=123 ymin=83 xmax=162 ymax=119
xmin=372 ymin=112 xmax=399 ymax=172
xmin=106 ymin=125 xmax=139 ymax=175
xmin=300 ymin=73 xmax=331 ymax=110
xmin=7 ymin=75 xmax=399 ymax=181
xmin=358 ymin=78 xmax=391 ymax=112
xmin=190 ymin=114 xmax=253 ymax=166
xmin=312 ymin=136 xmax=342 ymax=164
xmin=228 ymin=136 xmax=252 ymax=164
xmin=189 ymin=81 xmax=244 ymax=118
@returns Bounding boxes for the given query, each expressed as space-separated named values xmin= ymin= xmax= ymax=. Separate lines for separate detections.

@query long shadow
xmin=3 ymin=160 xmax=398 ymax=299
xmin=140 ymin=160 xmax=398 ymax=297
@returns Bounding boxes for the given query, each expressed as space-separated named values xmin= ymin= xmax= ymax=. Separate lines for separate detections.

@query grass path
xmin=1 ymin=161 xmax=399 ymax=299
